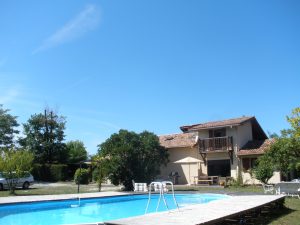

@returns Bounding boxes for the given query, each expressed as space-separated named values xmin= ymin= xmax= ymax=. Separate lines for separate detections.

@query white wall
xmin=160 ymin=147 xmax=202 ymax=184
xmin=236 ymin=121 xmax=253 ymax=149
xmin=242 ymin=171 xmax=281 ymax=184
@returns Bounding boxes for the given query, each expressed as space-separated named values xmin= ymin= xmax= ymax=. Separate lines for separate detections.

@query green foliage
xmin=0 ymin=105 xmax=19 ymax=148
xmin=267 ymin=131 xmax=279 ymax=138
xmin=253 ymin=154 xmax=274 ymax=184
xmin=266 ymin=137 xmax=300 ymax=177
xmin=74 ymin=168 xmax=89 ymax=184
xmin=287 ymin=107 xmax=300 ymax=138
xmin=31 ymin=164 xmax=68 ymax=181
xmin=0 ymin=148 xmax=34 ymax=194
xmin=20 ymin=109 xmax=67 ymax=164
xmin=49 ymin=164 xmax=68 ymax=181
xmin=227 ymin=179 xmax=242 ymax=187
xmin=98 ymin=129 xmax=168 ymax=190
xmin=66 ymin=140 xmax=88 ymax=164
xmin=92 ymin=155 xmax=109 ymax=191
xmin=253 ymin=107 xmax=300 ymax=182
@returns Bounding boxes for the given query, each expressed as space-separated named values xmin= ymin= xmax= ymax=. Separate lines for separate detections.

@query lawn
xmin=0 ymin=183 xmax=299 ymax=225
xmin=0 ymin=182 xmax=120 ymax=197
xmin=267 ymin=197 xmax=300 ymax=225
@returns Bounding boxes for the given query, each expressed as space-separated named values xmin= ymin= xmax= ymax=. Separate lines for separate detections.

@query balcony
xmin=198 ymin=136 xmax=233 ymax=152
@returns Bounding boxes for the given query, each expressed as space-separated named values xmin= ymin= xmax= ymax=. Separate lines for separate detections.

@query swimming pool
xmin=0 ymin=193 xmax=229 ymax=225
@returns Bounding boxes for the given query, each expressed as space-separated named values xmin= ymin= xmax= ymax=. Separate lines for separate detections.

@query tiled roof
xmin=180 ymin=116 xmax=254 ymax=132
xmin=238 ymin=139 xmax=275 ymax=156
xmin=159 ymin=132 xmax=198 ymax=149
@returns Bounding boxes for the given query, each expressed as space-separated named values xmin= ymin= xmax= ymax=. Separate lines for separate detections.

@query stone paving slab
xmin=105 ymin=195 xmax=285 ymax=225
xmin=0 ymin=191 xmax=128 ymax=205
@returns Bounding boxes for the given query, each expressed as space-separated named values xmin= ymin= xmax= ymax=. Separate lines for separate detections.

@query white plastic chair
xmin=153 ymin=182 xmax=168 ymax=192
xmin=262 ymin=184 xmax=274 ymax=194
xmin=132 ymin=180 xmax=148 ymax=192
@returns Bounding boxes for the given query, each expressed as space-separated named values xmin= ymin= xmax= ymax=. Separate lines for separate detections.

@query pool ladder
xmin=145 ymin=181 xmax=179 ymax=214
xmin=71 ymin=196 xmax=81 ymax=208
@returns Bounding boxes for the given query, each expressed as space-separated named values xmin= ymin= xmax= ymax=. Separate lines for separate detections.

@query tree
xmin=266 ymin=137 xmax=300 ymax=177
xmin=0 ymin=148 xmax=34 ymax=194
xmin=267 ymin=131 xmax=279 ymax=138
xmin=20 ymin=109 xmax=67 ymax=164
xmin=253 ymin=107 xmax=300 ymax=182
xmin=66 ymin=140 xmax=88 ymax=164
xmin=0 ymin=105 xmax=19 ymax=148
xmin=253 ymin=154 xmax=274 ymax=184
xmin=98 ymin=130 xmax=169 ymax=190
xmin=287 ymin=107 xmax=300 ymax=138
xmin=92 ymin=155 xmax=109 ymax=191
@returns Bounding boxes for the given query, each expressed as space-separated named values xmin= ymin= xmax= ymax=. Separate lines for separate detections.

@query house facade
xmin=159 ymin=116 xmax=280 ymax=185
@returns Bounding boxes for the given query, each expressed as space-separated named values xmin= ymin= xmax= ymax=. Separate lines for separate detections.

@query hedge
xmin=31 ymin=164 xmax=69 ymax=182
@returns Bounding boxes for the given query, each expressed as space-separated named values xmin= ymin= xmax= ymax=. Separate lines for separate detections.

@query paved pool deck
xmin=106 ymin=195 xmax=285 ymax=225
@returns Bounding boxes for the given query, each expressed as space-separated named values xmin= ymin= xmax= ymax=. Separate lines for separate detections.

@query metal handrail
xmin=145 ymin=181 xmax=179 ymax=214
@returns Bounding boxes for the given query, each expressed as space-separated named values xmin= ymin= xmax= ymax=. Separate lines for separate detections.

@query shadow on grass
xmin=256 ymin=206 xmax=295 ymax=225
xmin=217 ymin=200 xmax=297 ymax=225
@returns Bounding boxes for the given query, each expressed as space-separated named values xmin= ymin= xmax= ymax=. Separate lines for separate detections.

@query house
xmin=159 ymin=116 xmax=280 ymax=185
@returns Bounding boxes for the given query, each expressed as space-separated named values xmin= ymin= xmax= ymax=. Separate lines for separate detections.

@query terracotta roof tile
xmin=159 ymin=132 xmax=198 ymax=149
xmin=180 ymin=116 xmax=254 ymax=132
xmin=238 ymin=139 xmax=275 ymax=156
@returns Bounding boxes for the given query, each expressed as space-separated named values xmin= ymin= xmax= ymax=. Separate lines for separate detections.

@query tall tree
xmin=287 ymin=107 xmax=300 ymax=138
xmin=66 ymin=140 xmax=88 ymax=164
xmin=98 ymin=130 xmax=168 ymax=190
xmin=0 ymin=105 xmax=19 ymax=148
xmin=20 ymin=109 xmax=67 ymax=164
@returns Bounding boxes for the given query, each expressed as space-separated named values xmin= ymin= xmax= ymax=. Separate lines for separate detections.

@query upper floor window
xmin=209 ymin=128 xmax=226 ymax=138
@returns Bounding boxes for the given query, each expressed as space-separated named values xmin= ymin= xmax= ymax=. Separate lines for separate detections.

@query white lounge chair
xmin=275 ymin=182 xmax=300 ymax=198
xmin=262 ymin=184 xmax=274 ymax=194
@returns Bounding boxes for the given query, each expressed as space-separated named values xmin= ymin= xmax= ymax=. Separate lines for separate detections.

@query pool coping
xmin=0 ymin=191 xmax=130 ymax=205
xmin=104 ymin=194 xmax=285 ymax=225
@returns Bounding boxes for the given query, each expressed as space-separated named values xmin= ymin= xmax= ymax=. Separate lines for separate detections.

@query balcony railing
xmin=198 ymin=136 xmax=233 ymax=152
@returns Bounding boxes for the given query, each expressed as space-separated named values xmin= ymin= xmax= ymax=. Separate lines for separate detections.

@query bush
xmin=50 ymin=164 xmax=68 ymax=181
xmin=31 ymin=164 xmax=68 ymax=182
xmin=74 ymin=168 xmax=89 ymax=184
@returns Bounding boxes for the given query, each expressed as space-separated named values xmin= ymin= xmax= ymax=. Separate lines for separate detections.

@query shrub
xmin=74 ymin=168 xmax=89 ymax=184
xmin=50 ymin=164 xmax=68 ymax=181
xmin=31 ymin=164 xmax=68 ymax=182
xmin=92 ymin=168 xmax=99 ymax=182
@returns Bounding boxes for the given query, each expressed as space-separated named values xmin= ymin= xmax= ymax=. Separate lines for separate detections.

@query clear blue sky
xmin=1 ymin=1 xmax=299 ymax=154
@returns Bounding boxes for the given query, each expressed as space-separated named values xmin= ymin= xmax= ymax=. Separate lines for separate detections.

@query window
xmin=209 ymin=128 xmax=226 ymax=138
xmin=207 ymin=159 xmax=231 ymax=177
xmin=242 ymin=158 xmax=257 ymax=171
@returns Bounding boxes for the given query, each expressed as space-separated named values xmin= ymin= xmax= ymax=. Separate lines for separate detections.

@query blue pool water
xmin=0 ymin=194 xmax=229 ymax=225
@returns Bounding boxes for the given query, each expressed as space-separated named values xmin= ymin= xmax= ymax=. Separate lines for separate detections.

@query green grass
xmin=0 ymin=182 xmax=117 ymax=197
xmin=267 ymin=197 xmax=300 ymax=225
xmin=174 ymin=184 xmax=264 ymax=194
